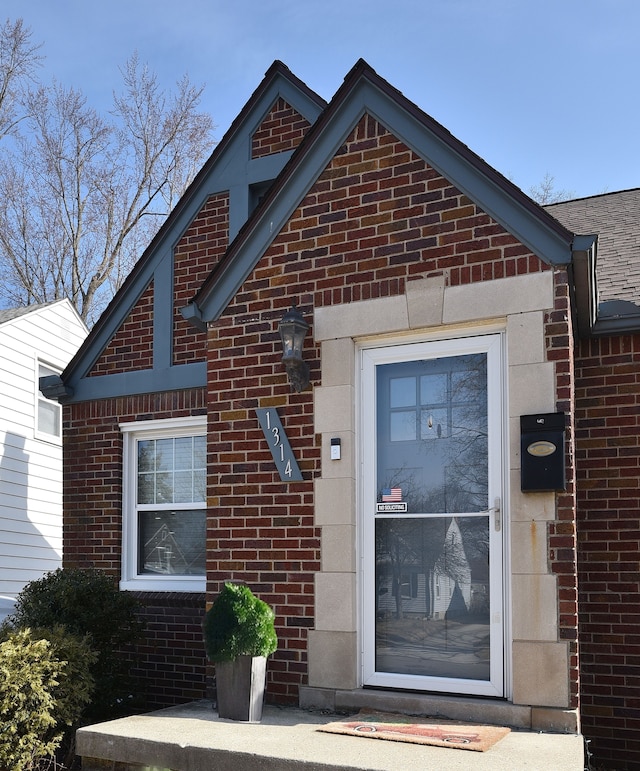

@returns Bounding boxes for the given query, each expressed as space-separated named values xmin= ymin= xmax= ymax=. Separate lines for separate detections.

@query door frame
xmin=359 ymin=332 xmax=507 ymax=698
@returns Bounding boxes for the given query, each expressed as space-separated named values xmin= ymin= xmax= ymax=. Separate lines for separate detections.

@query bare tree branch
xmin=0 ymin=33 xmax=215 ymax=324
xmin=529 ymin=172 xmax=574 ymax=205
xmin=0 ymin=18 xmax=42 ymax=139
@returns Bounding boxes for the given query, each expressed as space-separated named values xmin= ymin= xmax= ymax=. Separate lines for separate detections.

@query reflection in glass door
xmin=361 ymin=335 xmax=504 ymax=697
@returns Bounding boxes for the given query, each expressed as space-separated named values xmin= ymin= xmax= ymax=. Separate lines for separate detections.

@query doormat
xmin=317 ymin=711 xmax=510 ymax=752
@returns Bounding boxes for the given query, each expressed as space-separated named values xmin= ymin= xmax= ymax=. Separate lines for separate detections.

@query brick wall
xmin=575 ymin=333 xmax=640 ymax=770
xmin=174 ymin=192 xmax=229 ymax=365
xmin=89 ymin=190 xmax=229 ymax=376
xmin=206 ymin=311 xmax=320 ymax=703
xmin=130 ymin=592 xmax=207 ymax=710
xmin=90 ymin=280 xmax=155 ymax=376
xmin=63 ymin=389 xmax=208 ymax=709
xmin=205 ymin=113 xmax=577 ymax=705
xmin=251 ymin=97 xmax=312 ymax=159
xmin=547 ymin=270 xmax=580 ymax=709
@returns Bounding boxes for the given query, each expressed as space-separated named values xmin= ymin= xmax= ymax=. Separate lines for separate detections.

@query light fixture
xmin=279 ymin=305 xmax=310 ymax=392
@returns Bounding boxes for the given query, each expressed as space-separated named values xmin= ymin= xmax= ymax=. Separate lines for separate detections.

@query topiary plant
xmin=204 ymin=582 xmax=277 ymax=662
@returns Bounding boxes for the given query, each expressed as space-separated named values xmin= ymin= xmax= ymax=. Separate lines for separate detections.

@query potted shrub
xmin=203 ymin=582 xmax=277 ymax=722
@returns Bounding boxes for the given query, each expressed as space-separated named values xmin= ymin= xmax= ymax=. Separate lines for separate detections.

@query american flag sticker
xmin=382 ymin=487 xmax=402 ymax=502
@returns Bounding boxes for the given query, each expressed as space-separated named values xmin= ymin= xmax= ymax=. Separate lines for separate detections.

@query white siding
xmin=0 ymin=301 xmax=87 ymax=598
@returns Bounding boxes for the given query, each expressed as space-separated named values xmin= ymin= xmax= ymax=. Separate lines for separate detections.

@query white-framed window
xmin=36 ymin=361 xmax=62 ymax=442
xmin=120 ymin=416 xmax=207 ymax=592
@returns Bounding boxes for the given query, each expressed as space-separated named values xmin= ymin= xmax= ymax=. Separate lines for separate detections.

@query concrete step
xmin=77 ymin=700 xmax=584 ymax=771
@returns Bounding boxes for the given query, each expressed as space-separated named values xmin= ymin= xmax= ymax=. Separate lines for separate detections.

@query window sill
xmin=120 ymin=577 xmax=205 ymax=593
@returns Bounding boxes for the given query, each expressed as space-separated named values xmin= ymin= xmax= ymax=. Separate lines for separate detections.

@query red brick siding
xmin=130 ymin=593 xmax=207 ymax=711
xmin=63 ymin=389 xmax=208 ymax=709
xmin=89 ymin=280 xmax=154 ymax=376
xmin=205 ymin=114 xmax=576 ymax=705
xmin=251 ymin=98 xmax=312 ymax=159
xmin=277 ymin=115 xmax=542 ymax=306
xmin=206 ymin=315 xmax=319 ymax=704
xmin=173 ymin=192 xmax=229 ymax=365
xmin=575 ymin=333 xmax=640 ymax=770
xmin=546 ymin=270 xmax=580 ymax=709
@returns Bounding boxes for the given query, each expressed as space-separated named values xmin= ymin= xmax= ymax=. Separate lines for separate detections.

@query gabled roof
xmin=0 ymin=302 xmax=53 ymax=326
xmin=57 ymin=61 xmax=326 ymax=402
xmin=55 ymin=58 xmax=613 ymax=405
xmin=0 ymin=299 xmax=86 ymax=330
xmin=186 ymin=59 xmax=577 ymax=325
xmin=548 ymin=189 xmax=640 ymax=334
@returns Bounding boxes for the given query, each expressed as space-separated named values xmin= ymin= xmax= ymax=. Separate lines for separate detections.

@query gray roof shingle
xmin=546 ymin=189 xmax=640 ymax=311
xmin=0 ymin=301 xmax=58 ymax=326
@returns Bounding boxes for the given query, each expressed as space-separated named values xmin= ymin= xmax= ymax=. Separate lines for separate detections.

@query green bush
xmin=0 ymin=629 xmax=62 ymax=771
xmin=11 ymin=568 xmax=144 ymax=722
xmin=0 ymin=626 xmax=96 ymax=770
xmin=204 ymin=582 xmax=277 ymax=662
xmin=32 ymin=625 xmax=97 ymax=728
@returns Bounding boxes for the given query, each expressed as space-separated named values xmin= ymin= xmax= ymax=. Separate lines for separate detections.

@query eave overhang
xmin=570 ymin=232 xmax=640 ymax=338
xmin=570 ymin=234 xmax=598 ymax=337
xmin=39 ymin=374 xmax=73 ymax=403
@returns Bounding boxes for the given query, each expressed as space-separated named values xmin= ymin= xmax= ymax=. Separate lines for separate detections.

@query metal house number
xmin=255 ymin=408 xmax=303 ymax=482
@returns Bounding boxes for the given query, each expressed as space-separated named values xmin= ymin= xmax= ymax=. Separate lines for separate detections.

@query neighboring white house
xmin=0 ymin=300 xmax=87 ymax=599
xmin=377 ymin=517 xmax=473 ymax=620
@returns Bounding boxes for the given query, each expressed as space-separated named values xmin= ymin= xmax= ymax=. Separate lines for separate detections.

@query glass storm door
xmin=361 ymin=335 xmax=504 ymax=697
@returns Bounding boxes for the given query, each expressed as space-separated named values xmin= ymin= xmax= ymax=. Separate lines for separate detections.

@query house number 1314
xmin=255 ymin=408 xmax=303 ymax=482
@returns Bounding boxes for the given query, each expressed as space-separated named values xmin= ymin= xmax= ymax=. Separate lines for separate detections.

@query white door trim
xmin=359 ymin=333 xmax=506 ymax=698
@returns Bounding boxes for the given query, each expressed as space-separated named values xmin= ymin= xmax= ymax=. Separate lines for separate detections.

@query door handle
xmin=481 ymin=498 xmax=501 ymax=531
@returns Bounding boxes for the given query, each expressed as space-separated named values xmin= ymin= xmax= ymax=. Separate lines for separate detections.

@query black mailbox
xmin=520 ymin=413 xmax=566 ymax=492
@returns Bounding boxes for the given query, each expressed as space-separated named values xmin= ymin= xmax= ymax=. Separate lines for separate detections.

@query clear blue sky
xmin=3 ymin=0 xmax=639 ymax=200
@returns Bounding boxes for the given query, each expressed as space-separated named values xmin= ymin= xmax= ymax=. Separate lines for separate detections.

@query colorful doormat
xmin=317 ymin=711 xmax=510 ymax=752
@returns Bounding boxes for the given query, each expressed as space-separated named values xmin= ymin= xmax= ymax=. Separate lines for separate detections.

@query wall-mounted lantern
xmin=279 ymin=305 xmax=310 ymax=392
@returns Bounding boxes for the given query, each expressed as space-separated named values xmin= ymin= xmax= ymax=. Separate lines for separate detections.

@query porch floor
xmin=76 ymin=700 xmax=584 ymax=771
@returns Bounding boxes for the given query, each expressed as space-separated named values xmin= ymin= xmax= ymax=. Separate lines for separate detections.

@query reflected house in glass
xmin=141 ymin=519 xmax=205 ymax=575
xmin=142 ymin=522 xmax=189 ymax=575
xmin=44 ymin=58 xmax=640 ymax=769
xmin=376 ymin=517 xmax=473 ymax=621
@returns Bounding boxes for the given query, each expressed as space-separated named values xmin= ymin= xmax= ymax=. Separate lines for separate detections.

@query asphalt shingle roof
xmin=0 ymin=301 xmax=58 ymax=326
xmin=546 ymin=189 xmax=640 ymax=308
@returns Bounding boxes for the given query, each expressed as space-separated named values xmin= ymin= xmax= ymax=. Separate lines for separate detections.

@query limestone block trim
xmin=511 ymin=574 xmax=559 ymax=641
xmin=315 ymin=572 xmax=356 ymax=632
xmin=443 ymin=271 xmax=554 ymax=325
xmin=512 ymin=641 xmax=570 ymax=708
xmin=315 ymin=272 xmax=553 ymax=342
xmin=314 ymin=384 xmax=354 ymax=434
xmin=307 ymin=630 xmax=358 ymax=690
xmin=314 ymin=477 xmax=355 ymax=526
xmin=312 ymin=269 xmax=560 ymax=706
xmin=510 ymin=519 xmax=550 ymax=575
xmin=320 ymin=338 xmax=355 ymax=387
xmin=321 ymin=525 xmax=356 ymax=573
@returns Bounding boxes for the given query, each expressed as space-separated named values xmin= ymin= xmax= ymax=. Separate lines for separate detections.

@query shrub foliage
xmin=204 ymin=582 xmax=277 ymax=662
xmin=0 ymin=630 xmax=63 ymax=770
xmin=11 ymin=568 xmax=144 ymax=723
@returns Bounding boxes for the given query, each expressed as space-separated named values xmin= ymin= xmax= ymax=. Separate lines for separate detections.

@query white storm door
xmin=361 ymin=334 xmax=505 ymax=697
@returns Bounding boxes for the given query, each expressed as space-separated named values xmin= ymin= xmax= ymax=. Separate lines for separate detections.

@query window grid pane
xmin=136 ymin=435 xmax=206 ymax=506
xmin=134 ymin=432 xmax=206 ymax=580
